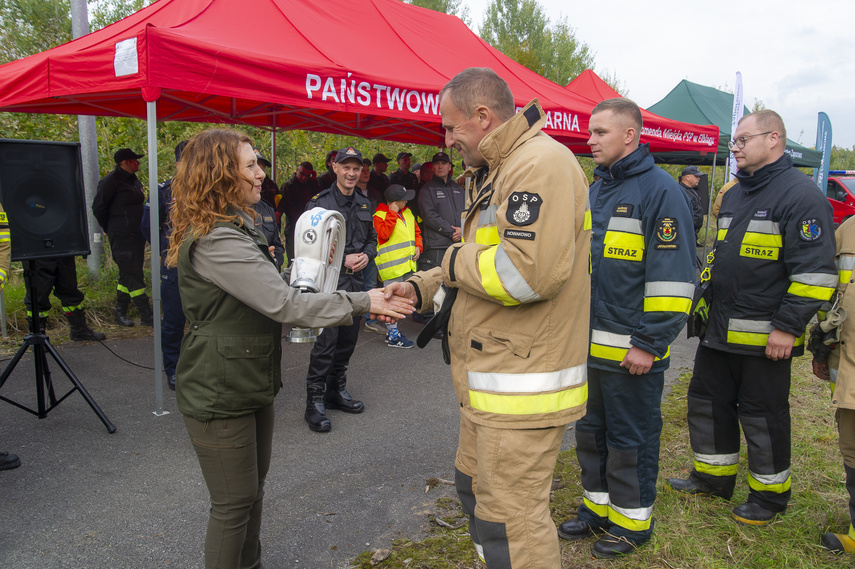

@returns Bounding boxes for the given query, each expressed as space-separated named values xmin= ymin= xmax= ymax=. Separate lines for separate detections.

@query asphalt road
xmin=0 ymin=318 xmax=698 ymax=569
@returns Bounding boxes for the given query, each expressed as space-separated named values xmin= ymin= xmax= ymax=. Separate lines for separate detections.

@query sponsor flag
xmin=727 ymin=72 xmax=744 ymax=181
xmin=813 ymin=112 xmax=832 ymax=192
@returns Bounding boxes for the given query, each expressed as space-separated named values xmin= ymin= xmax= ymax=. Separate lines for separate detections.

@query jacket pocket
xmin=467 ymin=327 xmax=533 ymax=373
xmin=216 ymin=335 xmax=275 ymax=406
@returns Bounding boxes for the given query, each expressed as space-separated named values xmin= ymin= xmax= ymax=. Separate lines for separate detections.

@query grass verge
xmin=351 ymin=356 xmax=851 ymax=568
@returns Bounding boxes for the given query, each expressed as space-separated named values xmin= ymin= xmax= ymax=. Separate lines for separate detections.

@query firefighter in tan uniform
xmin=811 ymin=216 xmax=855 ymax=555
xmin=384 ymin=68 xmax=591 ymax=568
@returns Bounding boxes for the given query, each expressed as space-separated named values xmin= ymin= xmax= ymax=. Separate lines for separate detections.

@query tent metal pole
xmin=147 ymin=100 xmax=167 ymax=417
xmin=700 ymin=153 xmax=718 ymax=267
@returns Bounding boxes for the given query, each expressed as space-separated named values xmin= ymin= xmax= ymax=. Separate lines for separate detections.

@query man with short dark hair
xmin=368 ymin=153 xmax=392 ymax=200
xmin=303 ymin=147 xmax=377 ymax=433
xmin=93 ymin=147 xmax=152 ymax=327
xmin=389 ymin=151 xmax=418 ymax=190
xmin=679 ymin=165 xmax=705 ymax=241
xmin=277 ymin=161 xmax=320 ymax=262
xmin=384 ymin=67 xmax=590 ymax=568
xmin=667 ymin=109 xmax=837 ymax=527
xmin=557 ymin=97 xmax=696 ymax=559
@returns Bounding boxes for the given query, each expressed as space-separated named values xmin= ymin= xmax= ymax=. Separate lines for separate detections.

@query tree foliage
xmin=404 ymin=0 xmax=470 ymax=25
xmin=480 ymin=0 xmax=593 ymax=86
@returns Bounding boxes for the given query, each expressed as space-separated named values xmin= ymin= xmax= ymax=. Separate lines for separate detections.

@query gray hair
xmin=440 ymin=68 xmax=515 ymax=121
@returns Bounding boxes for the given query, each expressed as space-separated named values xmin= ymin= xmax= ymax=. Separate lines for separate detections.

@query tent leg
xmin=146 ymin=100 xmax=167 ymax=417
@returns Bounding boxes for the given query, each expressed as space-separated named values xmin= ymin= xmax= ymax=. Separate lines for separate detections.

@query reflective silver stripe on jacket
xmin=376 ymin=255 xmax=414 ymax=271
xmin=746 ymin=219 xmax=781 ymax=234
xmin=694 ymin=452 xmax=739 ymax=466
xmin=789 ymin=272 xmax=838 ymax=287
xmin=838 ymin=256 xmax=855 ymax=271
xmin=644 ymin=281 xmax=695 ymax=298
xmin=718 ymin=216 xmax=732 ymax=229
xmin=607 ymin=217 xmax=643 ymax=234
xmin=494 ymin=246 xmax=541 ymax=303
xmin=478 ymin=204 xmax=498 ymax=227
xmin=590 ymin=329 xmax=632 ymax=349
xmin=728 ymin=318 xmax=773 ymax=334
xmin=467 ymin=363 xmax=586 ymax=394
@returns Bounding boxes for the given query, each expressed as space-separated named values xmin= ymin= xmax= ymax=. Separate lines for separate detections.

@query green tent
xmin=648 ymin=80 xmax=822 ymax=168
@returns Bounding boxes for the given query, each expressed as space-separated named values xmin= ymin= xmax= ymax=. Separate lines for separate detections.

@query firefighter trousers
xmin=575 ymin=367 xmax=663 ymax=543
xmin=687 ymin=345 xmax=792 ymax=512
xmin=455 ymin=412 xmax=565 ymax=569
xmin=837 ymin=408 xmax=855 ymax=528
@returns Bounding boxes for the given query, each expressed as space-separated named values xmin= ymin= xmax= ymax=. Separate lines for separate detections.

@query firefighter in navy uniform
xmin=557 ymin=98 xmax=695 ymax=559
xmin=667 ymin=110 xmax=837 ymax=526
xmin=303 ymin=147 xmax=377 ymax=432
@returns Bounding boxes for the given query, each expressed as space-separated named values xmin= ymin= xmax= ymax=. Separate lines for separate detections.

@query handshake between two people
xmin=367 ymin=281 xmax=419 ymax=324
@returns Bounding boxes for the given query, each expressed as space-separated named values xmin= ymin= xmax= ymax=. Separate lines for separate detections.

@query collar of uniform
xmin=114 ymin=165 xmax=138 ymax=181
xmin=735 ymin=153 xmax=792 ymax=192
xmin=477 ymin=99 xmax=546 ymax=172
xmin=595 ymin=143 xmax=654 ymax=182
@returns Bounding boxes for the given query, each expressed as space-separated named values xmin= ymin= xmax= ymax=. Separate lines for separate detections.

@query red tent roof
xmin=566 ymin=70 xmax=719 ymax=158
xmin=0 ymin=0 xmax=606 ymax=149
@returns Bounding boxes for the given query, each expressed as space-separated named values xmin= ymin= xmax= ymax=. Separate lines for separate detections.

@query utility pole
xmin=70 ymin=0 xmax=103 ymax=278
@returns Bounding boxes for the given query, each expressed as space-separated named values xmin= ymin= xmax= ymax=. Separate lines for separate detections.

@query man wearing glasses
xmin=667 ymin=110 xmax=837 ymax=526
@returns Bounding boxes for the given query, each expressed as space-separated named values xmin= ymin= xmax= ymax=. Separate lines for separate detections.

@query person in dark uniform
xmin=678 ymin=165 xmax=705 ymax=244
xmin=303 ymin=146 xmax=377 ymax=433
xmin=142 ymin=141 xmax=187 ymax=391
xmin=252 ymin=198 xmax=284 ymax=271
xmin=93 ymin=147 xmax=152 ymax=327
xmin=389 ymin=151 xmax=418 ymax=190
xmin=316 ymin=149 xmax=338 ymax=191
xmin=368 ymin=153 xmax=392 ymax=200
xmin=276 ymin=161 xmax=319 ymax=262
xmin=253 ymin=148 xmax=280 ymax=210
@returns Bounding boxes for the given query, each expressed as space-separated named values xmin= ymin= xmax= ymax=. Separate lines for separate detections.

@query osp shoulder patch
xmin=506 ymin=192 xmax=541 ymax=226
xmin=655 ymin=217 xmax=679 ymax=250
xmin=799 ymin=218 xmax=823 ymax=241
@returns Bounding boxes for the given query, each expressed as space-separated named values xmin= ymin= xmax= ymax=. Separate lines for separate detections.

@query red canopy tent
xmin=565 ymin=70 xmax=720 ymax=161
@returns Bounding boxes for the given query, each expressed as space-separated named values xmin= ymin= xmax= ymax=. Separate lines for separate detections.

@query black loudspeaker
xmin=0 ymin=139 xmax=90 ymax=261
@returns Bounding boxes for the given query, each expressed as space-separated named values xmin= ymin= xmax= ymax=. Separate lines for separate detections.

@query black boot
xmin=305 ymin=386 xmax=331 ymax=432
xmin=26 ymin=315 xmax=46 ymax=335
xmin=115 ymin=295 xmax=134 ymax=327
xmin=324 ymin=376 xmax=365 ymax=414
xmin=66 ymin=309 xmax=106 ymax=341
xmin=133 ymin=294 xmax=154 ymax=326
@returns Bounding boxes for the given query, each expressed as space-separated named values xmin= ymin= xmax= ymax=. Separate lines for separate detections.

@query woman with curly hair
xmin=166 ymin=129 xmax=411 ymax=569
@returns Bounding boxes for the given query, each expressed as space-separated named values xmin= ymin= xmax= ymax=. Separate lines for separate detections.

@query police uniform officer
xmin=558 ymin=99 xmax=695 ymax=559
xmin=93 ymin=147 xmax=152 ymax=327
xmin=667 ymin=110 xmax=837 ymax=526
xmin=303 ymin=146 xmax=377 ymax=432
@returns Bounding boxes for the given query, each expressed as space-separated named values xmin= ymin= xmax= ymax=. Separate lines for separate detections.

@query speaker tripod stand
xmin=0 ymin=259 xmax=116 ymax=433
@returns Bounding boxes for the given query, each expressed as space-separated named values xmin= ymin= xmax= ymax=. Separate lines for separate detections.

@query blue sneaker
xmin=386 ymin=329 xmax=414 ymax=348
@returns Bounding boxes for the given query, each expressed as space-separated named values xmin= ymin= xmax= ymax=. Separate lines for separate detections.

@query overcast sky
xmin=463 ymin=0 xmax=855 ymax=149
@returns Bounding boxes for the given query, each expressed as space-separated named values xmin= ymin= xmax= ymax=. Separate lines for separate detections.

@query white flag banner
xmin=728 ymin=72 xmax=744 ymax=181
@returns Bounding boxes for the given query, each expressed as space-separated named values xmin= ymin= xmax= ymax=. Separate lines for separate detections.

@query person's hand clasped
xmin=367 ymin=286 xmax=414 ymax=322
xmin=345 ymin=252 xmax=369 ymax=272
xmin=765 ymin=329 xmax=796 ymax=361
xmin=452 ymin=226 xmax=462 ymax=242
xmin=619 ymin=346 xmax=655 ymax=375
xmin=371 ymin=281 xmax=418 ymax=323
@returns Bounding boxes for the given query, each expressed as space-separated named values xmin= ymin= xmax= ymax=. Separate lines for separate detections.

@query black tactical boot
xmin=592 ymin=534 xmax=646 ymax=559
xmin=26 ymin=315 xmax=46 ymax=335
xmin=666 ymin=473 xmax=733 ymax=499
xmin=305 ymin=386 xmax=331 ymax=432
xmin=731 ymin=501 xmax=781 ymax=526
xmin=115 ymin=295 xmax=134 ymax=327
xmin=324 ymin=376 xmax=365 ymax=413
xmin=66 ymin=309 xmax=106 ymax=341
xmin=133 ymin=294 xmax=154 ymax=326
xmin=557 ymin=518 xmax=599 ymax=541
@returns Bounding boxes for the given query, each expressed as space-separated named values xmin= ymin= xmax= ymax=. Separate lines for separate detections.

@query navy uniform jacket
xmin=589 ymin=144 xmax=696 ymax=373
xmin=306 ymin=183 xmax=377 ymax=291
xmin=706 ymin=154 xmax=837 ymax=357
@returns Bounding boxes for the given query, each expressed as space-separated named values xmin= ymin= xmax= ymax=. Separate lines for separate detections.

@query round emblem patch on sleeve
xmin=799 ymin=218 xmax=822 ymax=241
xmin=506 ymin=192 xmax=542 ymax=226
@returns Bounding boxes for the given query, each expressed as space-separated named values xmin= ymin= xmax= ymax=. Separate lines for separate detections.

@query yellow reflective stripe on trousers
xmin=747 ymin=470 xmax=791 ymax=494
xmin=468 ymin=364 xmax=586 ymax=393
xmin=468 ymin=382 xmax=587 ymax=415
xmin=478 ymin=246 xmax=518 ymax=306
xmin=608 ymin=504 xmax=653 ymax=532
xmin=693 ymin=451 xmax=739 ymax=476
xmin=643 ymin=281 xmax=694 ymax=313
xmin=583 ymin=492 xmax=609 ymax=518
